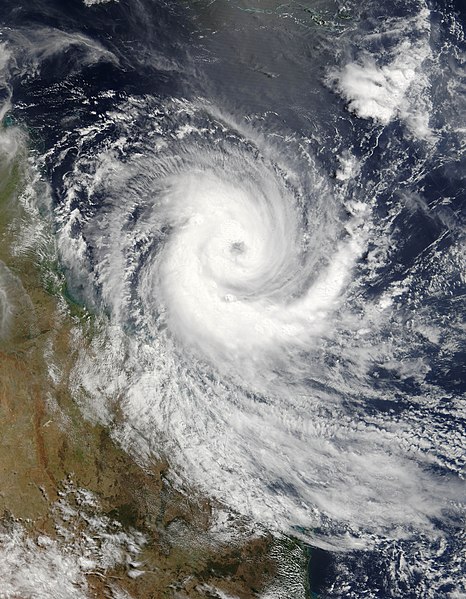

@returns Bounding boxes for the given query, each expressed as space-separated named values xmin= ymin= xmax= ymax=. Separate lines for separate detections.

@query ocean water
xmin=0 ymin=0 xmax=465 ymax=596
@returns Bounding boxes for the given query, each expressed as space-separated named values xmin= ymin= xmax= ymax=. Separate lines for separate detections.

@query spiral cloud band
xmin=150 ymin=171 xmax=364 ymax=373
xmin=52 ymin=99 xmax=463 ymax=555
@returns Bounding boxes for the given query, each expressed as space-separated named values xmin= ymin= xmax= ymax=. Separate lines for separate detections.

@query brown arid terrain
xmin=0 ymin=134 xmax=307 ymax=598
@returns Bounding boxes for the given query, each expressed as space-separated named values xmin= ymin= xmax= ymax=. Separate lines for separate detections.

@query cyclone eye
xmin=230 ymin=241 xmax=246 ymax=255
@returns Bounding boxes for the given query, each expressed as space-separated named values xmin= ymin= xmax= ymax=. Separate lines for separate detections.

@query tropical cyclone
xmin=1 ymin=0 xmax=464 ymax=595
xmin=50 ymin=98 xmax=464 ymax=558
